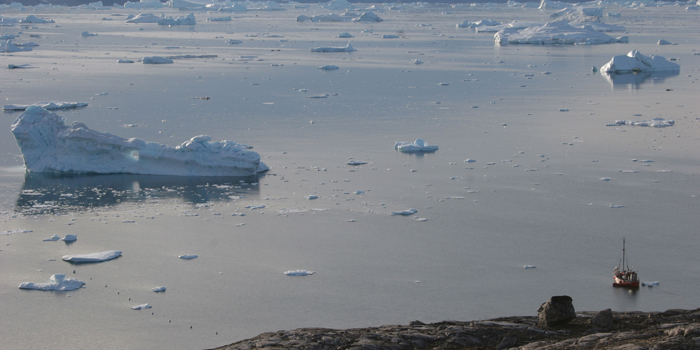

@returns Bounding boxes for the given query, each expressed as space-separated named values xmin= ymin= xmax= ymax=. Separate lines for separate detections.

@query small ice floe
xmin=62 ymin=234 xmax=77 ymax=242
xmin=464 ymin=159 xmax=476 ymax=163
xmin=657 ymin=39 xmax=675 ymax=45
xmin=8 ymin=64 xmax=38 ymax=69
xmin=610 ymin=204 xmax=624 ymax=208
xmin=601 ymin=177 xmax=612 ymax=181
xmin=0 ymin=40 xmax=29 ymax=54
xmin=62 ymin=250 xmax=122 ymax=263
xmin=601 ymin=50 xmax=680 ymax=73
xmin=284 ymin=270 xmax=315 ymax=276
xmin=4 ymin=102 xmax=87 ymax=111
xmin=81 ymin=31 xmax=98 ymax=37
xmin=353 ymin=12 xmax=383 ymax=22
xmin=310 ymin=42 xmax=356 ymax=52
xmin=347 ymin=160 xmax=367 ymax=165
xmin=456 ymin=19 xmax=500 ymax=29
xmin=19 ymin=274 xmax=85 ymax=291
xmin=1 ymin=229 xmax=33 ymax=235
xmin=142 ymin=56 xmax=174 ymax=64
xmin=395 ymin=139 xmax=438 ymax=153
xmin=207 ymin=16 xmax=231 ymax=22
xmin=523 ymin=265 xmax=536 ymax=269
xmin=415 ymin=217 xmax=428 ymax=221
xmin=391 ymin=208 xmax=418 ymax=216
xmin=117 ymin=59 xmax=134 ymax=63
xmin=559 ymin=108 xmax=569 ymax=112
xmin=641 ymin=281 xmax=659 ymax=287
xmin=43 ymin=234 xmax=61 ymax=241
xmin=131 ymin=303 xmax=152 ymax=310
xmin=305 ymin=195 xmax=318 ymax=200
xmin=411 ymin=59 xmax=423 ymax=65
xmin=318 ymin=65 xmax=339 ymax=70
xmin=124 ymin=13 xmax=161 ymax=23
xmin=246 ymin=205 xmax=265 ymax=209
xmin=227 ymin=39 xmax=242 ymax=45
xmin=308 ymin=94 xmax=330 ymax=98
xmin=179 ymin=254 xmax=198 ymax=260
xmin=606 ymin=118 xmax=674 ymax=128
xmin=19 ymin=15 xmax=55 ymax=24
xmin=383 ymin=34 xmax=399 ymax=39
xmin=338 ymin=32 xmax=353 ymax=38
xmin=152 ymin=286 xmax=166 ymax=292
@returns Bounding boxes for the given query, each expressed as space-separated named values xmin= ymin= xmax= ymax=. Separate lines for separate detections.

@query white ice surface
xmin=1 ymin=40 xmax=32 ymax=53
xmin=179 ymin=254 xmax=198 ymax=259
xmin=131 ymin=303 xmax=152 ymax=310
xmin=157 ymin=13 xmax=196 ymax=26
xmin=284 ymin=270 xmax=315 ymax=276
xmin=11 ymin=106 xmax=268 ymax=176
xmin=124 ymin=13 xmax=161 ymax=23
xmin=606 ymin=118 xmax=674 ymax=128
xmin=310 ymin=42 xmax=356 ymax=52
xmin=494 ymin=20 xmax=629 ymax=45
xmin=391 ymin=208 xmax=418 ymax=216
xmin=62 ymin=250 xmax=122 ymax=263
xmin=4 ymin=102 xmax=88 ymax=111
xmin=18 ymin=274 xmax=85 ymax=291
xmin=600 ymin=50 xmax=681 ymax=73
xmin=394 ymin=138 xmax=439 ymax=153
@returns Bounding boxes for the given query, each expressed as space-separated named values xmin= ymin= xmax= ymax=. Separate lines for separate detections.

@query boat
xmin=613 ymin=238 xmax=640 ymax=288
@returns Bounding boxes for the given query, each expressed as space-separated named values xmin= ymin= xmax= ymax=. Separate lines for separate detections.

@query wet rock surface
xmin=209 ymin=308 xmax=700 ymax=350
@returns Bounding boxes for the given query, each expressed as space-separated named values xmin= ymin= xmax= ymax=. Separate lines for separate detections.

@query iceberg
xmin=310 ymin=42 xmax=356 ymax=53
xmin=62 ymin=250 xmax=122 ymax=263
xmin=131 ymin=303 xmax=152 ymax=310
xmin=11 ymin=106 xmax=268 ymax=176
xmin=352 ymin=12 xmax=383 ymax=22
xmin=1 ymin=40 xmax=33 ymax=53
xmin=495 ymin=21 xmax=629 ymax=45
xmin=600 ymin=50 xmax=680 ymax=73
xmin=394 ymin=138 xmax=438 ymax=153
xmin=18 ymin=15 xmax=54 ymax=24
xmin=124 ymin=13 xmax=161 ymax=23
xmin=4 ymin=102 xmax=88 ymax=111
xmin=157 ymin=13 xmax=196 ymax=26
xmin=19 ymin=274 xmax=85 ymax=291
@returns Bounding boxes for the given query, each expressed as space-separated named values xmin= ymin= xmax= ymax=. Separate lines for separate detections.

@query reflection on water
xmin=15 ymin=173 xmax=262 ymax=215
xmin=601 ymin=70 xmax=680 ymax=89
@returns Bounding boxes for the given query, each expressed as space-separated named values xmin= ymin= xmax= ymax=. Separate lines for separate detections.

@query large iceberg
xmin=600 ymin=50 xmax=680 ymax=73
xmin=310 ymin=42 xmax=356 ymax=53
xmin=11 ymin=106 xmax=268 ymax=176
xmin=19 ymin=274 xmax=85 ymax=291
xmin=394 ymin=139 xmax=438 ymax=153
xmin=157 ymin=13 xmax=196 ymax=26
xmin=495 ymin=20 xmax=629 ymax=45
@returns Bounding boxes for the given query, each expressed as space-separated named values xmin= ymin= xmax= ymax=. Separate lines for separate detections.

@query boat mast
xmin=622 ymin=237 xmax=626 ymax=272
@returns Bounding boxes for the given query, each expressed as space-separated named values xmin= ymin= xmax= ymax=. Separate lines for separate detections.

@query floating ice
xmin=297 ymin=14 xmax=350 ymax=22
xmin=1 ymin=40 xmax=32 ymax=53
xmin=550 ymin=7 xmax=604 ymax=22
xmin=606 ymin=118 xmax=674 ymax=128
xmin=157 ymin=13 xmax=196 ymax=26
xmin=43 ymin=234 xmax=61 ymax=241
xmin=246 ymin=205 xmax=265 ymax=209
xmin=131 ymin=303 xmax=151 ymax=310
xmin=62 ymin=234 xmax=77 ymax=242
xmin=208 ymin=16 xmax=231 ymax=22
xmin=391 ymin=208 xmax=417 ymax=216
xmin=495 ymin=20 xmax=628 ymax=45
xmin=124 ymin=13 xmax=161 ymax=23
xmin=142 ymin=56 xmax=173 ymax=64
xmin=395 ymin=139 xmax=439 ymax=153
xmin=284 ymin=270 xmax=315 ymax=276
xmin=11 ymin=106 xmax=268 ymax=176
xmin=338 ymin=32 xmax=353 ymax=38
xmin=383 ymin=34 xmax=399 ymax=39
xmin=63 ymin=250 xmax=122 ymax=263
xmin=179 ymin=254 xmax=198 ymax=259
xmin=1 ymin=229 xmax=32 ymax=235
xmin=352 ymin=12 xmax=382 ymax=22
xmin=318 ymin=64 xmax=339 ymax=70
xmin=310 ymin=42 xmax=356 ymax=52
xmin=523 ymin=265 xmax=536 ymax=269
xmin=456 ymin=19 xmax=500 ymax=29
xmin=601 ymin=177 xmax=612 ymax=181
xmin=18 ymin=274 xmax=85 ymax=291
xmin=117 ymin=59 xmax=134 ymax=63
xmin=641 ymin=281 xmax=660 ymax=287
xmin=81 ymin=31 xmax=98 ymax=37
xmin=600 ymin=50 xmax=680 ymax=73
xmin=19 ymin=15 xmax=54 ymax=23
xmin=306 ymin=195 xmax=318 ymax=200
xmin=153 ymin=286 xmax=166 ymax=292
xmin=4 ymin=102 xmax=88 ymax=111
xmin=8 ymin=64 xmax=38 ymax=70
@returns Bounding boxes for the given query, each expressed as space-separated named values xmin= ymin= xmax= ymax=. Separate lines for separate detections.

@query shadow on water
xmin=601 ymin=70 xmax=680 ymax=89
xmin=15 ymin=172 xmax=263 ymax=215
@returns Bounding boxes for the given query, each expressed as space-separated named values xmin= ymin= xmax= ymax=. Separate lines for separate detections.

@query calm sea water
xmin=1 ymin=4 xmax=699 ymax=350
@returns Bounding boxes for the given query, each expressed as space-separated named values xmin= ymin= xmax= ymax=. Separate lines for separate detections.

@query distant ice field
xmin=1 ymin=3 xmax=699 ymax=350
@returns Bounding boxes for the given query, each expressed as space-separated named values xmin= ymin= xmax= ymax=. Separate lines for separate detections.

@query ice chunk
xmin=43 ymin=234 xmax=61 ymax=241
xmin=606 ymin=118 xmax=674 ymax=128
xmin=152 ymin=286 xmax=166 ymax=292
xmin=495 ymin=21 xmax=628 ymax=45
xmin=142 ymin=56 xmax=173 ymax=64
xmin=18 ymin=274 xmax=85 ymax=291
xmin=63 ymin=250 xmax=122 ymax=263
xmin=523 ymin=265 xmax=536 ymax=269
xmin=125 ymin=13 xmax=161 ymax=23
xmin=318 ymin=65 xmax=339 ymax=70
xmin=391 ymin=208 xmax=417 ymax=216
xmin=81 ymin=31 xmax=98 ymax=37
xmin=284 ymin=270 xmax=315 ymax=276
xmin=179 ymin=254 xmax=198 ymax=259
xmin=157 ymin=13 xmax=196 ymax=26
xmin=62 ymin=234 xmax=77 ymax=242
xmin=1 ymin=40 xmax=33 ymax=53
xmin=352 ymin=12 xmax=382 ymax=22
xmin=11 ymin=106 xmax=268 ymax=176
xmin=347 ymin=160 xmax=366 ymax=165
xmin=600 ymin=50 xmax=680 ymax=73
xmin=19 ymin=15 xmax=54 ymax=24
xmin=131 ymin=303 xmax=152 ymax=310
xmin=395 ymin=139 xmax=439 ymax=153
xmin=310 ymin=42 xmax=356 ymax=52
xmin=4 ymin=102 xmax=88 ymax=111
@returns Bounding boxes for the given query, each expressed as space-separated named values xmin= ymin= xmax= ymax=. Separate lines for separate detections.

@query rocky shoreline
xmin=210 ymin=302 xmax=700 ymax=350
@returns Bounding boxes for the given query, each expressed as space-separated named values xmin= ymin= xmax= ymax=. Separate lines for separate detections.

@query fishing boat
xmin=613 ymin=238 xmax=639 ymax=288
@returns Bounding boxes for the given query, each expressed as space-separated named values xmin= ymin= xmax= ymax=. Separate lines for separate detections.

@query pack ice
xmin=600 ymin=50 xmax=680 ymax=73
xmin=11 ymin=106 xmax=268 ymax=176
xmin=494 ymin=20 xmax=628 ymax=45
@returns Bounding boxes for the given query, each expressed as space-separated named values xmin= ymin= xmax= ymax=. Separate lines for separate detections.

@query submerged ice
xmin=11 ymin=106 xmax=268 ymax=176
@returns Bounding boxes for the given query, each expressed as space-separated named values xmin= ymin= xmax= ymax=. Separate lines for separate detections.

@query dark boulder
xmin=592 ymin=308 xmax=614 ymax=329
xmin=537 ymin=295 xmax=576 ymax=327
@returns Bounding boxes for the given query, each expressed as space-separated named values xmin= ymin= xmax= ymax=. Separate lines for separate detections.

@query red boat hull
xmin=613 ymin=280 xmax=640 ymax=288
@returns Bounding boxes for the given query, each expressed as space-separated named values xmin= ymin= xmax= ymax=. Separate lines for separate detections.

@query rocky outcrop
xmin=537 ymin=295 xmax=576 ymax=327
xmin=209 ymin=308 xmax=700 ymax=350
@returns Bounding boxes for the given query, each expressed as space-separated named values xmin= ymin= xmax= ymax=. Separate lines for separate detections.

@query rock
xmin=537 ymin=295 xmax=576 ymax=327
xmin=592 ymin=308 xmax=615 ymax=329
xmin=497 ymin=334 xmax=519 ymax=349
